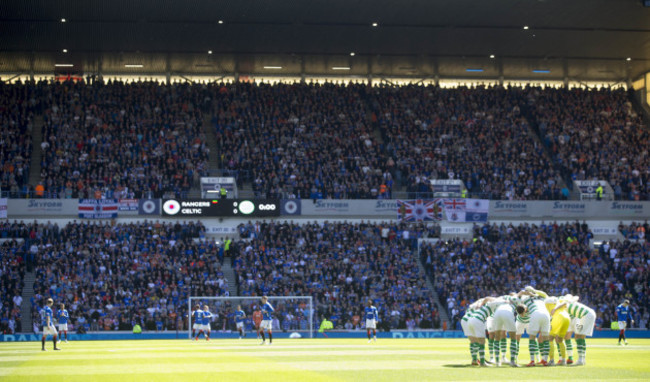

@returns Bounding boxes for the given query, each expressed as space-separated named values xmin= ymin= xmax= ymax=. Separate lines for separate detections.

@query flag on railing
xmin=78 ymin=199 xmax=119 ymax=219
xmin=397 ymin=199 xmax=443 ymax=221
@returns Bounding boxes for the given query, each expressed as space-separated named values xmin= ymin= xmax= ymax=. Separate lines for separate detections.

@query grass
xmin=1 ymin=338 xmax=649 ymax=381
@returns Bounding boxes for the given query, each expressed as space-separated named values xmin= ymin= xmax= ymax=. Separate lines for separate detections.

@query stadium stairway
xmin=203 ymin=113 xmax=221 ymax=173
xmin=19 ymin=271 xmax=35 ymax=333
xmin=221 ymin=257 xmax=239 ymax=296
xmin=28 ymin=115 xmax=45 ymax=185
xmin=416 ymin=254 xmax=451 ymax=329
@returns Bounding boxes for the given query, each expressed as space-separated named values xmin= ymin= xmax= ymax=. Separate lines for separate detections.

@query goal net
xmin=187 ymin=296 xmax=314 ymax=339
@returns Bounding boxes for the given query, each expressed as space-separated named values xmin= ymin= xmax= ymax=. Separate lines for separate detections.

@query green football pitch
xmin=1 ymin=338 xmax=649 ymax=381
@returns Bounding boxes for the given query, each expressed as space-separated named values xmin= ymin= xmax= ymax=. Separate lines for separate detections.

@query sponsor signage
xmin=8 ymin=199 xmax=78 ymax=216
xmin=489 ymin=201 xmax=650 ymax=219
xmin=162 ymin=199 xmax=280 ymax=217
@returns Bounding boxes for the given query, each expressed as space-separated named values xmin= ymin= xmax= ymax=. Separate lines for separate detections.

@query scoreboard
xmin=162 ymin=199 xmax=281 ymax=217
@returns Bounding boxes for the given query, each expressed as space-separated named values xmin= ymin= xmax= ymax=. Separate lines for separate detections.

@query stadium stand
xmin=527 ymin=87 xmax=649 ymax=200
xmin=38 ymin=81 xmax=210 ymax=199
xmin=232 ymin=220 xmax=441 ymax=330
xmin=29 ymin=221 xmax=225 ymax=332
xmin=421 ymin=221 xmax=649 ymax=331
xmin=212 ymin=82 xmax=388 ymax=199
xmin=372 ymin=85 xmax=565 ymax=200
xmin=0 ymin=81 xmax=40 ymax=196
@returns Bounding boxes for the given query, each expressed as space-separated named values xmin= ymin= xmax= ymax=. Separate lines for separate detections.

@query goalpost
xmin=188 ymin=296 xmax=314 ymax=339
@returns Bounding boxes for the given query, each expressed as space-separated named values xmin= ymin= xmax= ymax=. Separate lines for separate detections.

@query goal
xmin=187 ymin=296 xmax=314 ymax=339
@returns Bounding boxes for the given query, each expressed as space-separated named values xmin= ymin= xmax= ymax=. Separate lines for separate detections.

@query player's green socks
xmin=510 ymin=339 xmax=518 ymax=362
xmin=470 ymin=343 xmax=478 ymax=361
xmin=565 ymin=339 xmax=573 ymax=360
xmin=494 ymin=340 xmax=500 ymax=362
xmin=576 ymin=338 xmax=586 ymax=358
xmin=529 ymin=339 xmax=538 ymax=361
xmin=479 ymin=343 xmax=486 ymax=363
xmin=542 ymin=340 xmax=550 ymax=361
xmin=488 ymin=338 xmax=494 ymax=360
xmin=500 ymin=339 xmax=507 ymax=360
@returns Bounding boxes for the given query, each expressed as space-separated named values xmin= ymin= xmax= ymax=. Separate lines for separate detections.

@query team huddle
xmin=462 ymin=286 xmax=598 ymax=367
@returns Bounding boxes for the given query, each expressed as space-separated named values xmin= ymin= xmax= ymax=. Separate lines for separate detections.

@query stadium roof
xmin=1 ymin=0 xmax=649 ymax=81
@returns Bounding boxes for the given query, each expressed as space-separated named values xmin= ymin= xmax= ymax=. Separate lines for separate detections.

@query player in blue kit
xmin=235 ymin=305 xmax=247 ymax=339
xmin=191 ymin=305 xmax=204 ymax=340
xmin=365 ymin=300 xmax=379 ymax=343
xmin=616 ymin=300 xmax=634 ymax=345
xmin=202 ymin=305 xmax=212 ymax=341
xmin=41 ymin=298 xmax=61 ymax=351
xmin=57 ymin=303 xmax=70 ymax=343
xmin=259 ymin=296 xmax=274 ymax=345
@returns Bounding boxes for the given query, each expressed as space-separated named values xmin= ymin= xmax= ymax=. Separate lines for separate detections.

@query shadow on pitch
xmin=442 ymin=364 xmax=473 ymax=368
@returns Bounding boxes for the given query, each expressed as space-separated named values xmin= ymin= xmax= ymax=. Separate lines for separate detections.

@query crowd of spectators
xmin=233 ymin=220 xmax=441 ymax=330
xmin=29 ymin=220 xmax=230 ymax=332
xmin=0 ymin=81 xmax=42 ymax=196
xmin=371 ymin=85 xmax=565 ymax=200
xmin=0 ymin=239 xmax=25 ymax=334
xmin=38 ymin=81 xmax=210 ymax=199
xmin=528 ymin=87 xmax=650 ymax=200
xmin=212 ymin=82 xmax=391 ymax=199
xmin=618 ymin=221 xmax=648 ymax=240
xmin=421 ymin=221 xmax=649 ymax=331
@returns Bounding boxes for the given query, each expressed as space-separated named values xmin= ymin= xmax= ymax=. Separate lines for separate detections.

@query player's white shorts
xmin=467 ymin=317 xmax=486 ymax=338
xmin=568 ymin=317 xmax=577 ymax=333
xmin=461 ymin=318 xmax=471 ymax=337
xmin=201 ymin=324 xmax=211 ymax=332
xmin=58 ymin=323 xmax=68 ymax=331
xmin=365 ymin=319 xmax=377 ymax=329
xmin=236 ymin=322 xmax=244 ymax=329
xmin=618 ymin=321 xmax=627 ymax=330
xmin=43 ymin=325 xmax=58 ymax=336
xmin=516 ymin=320 xmax=528 ymax=336
xmin=493 ymin=306 xmax=516 ymax=332
xmin=575 ymin=309 xmax=596 ymax=337
xmin=486 ymin=316 xmax=495 ymax=333
xmin=192 ymin=323 xmax=201 ymax=330
xmin=527 ymin=310 xmax=550 ymax=336
xmin=260 ymin=320 xmax=272 ymax=330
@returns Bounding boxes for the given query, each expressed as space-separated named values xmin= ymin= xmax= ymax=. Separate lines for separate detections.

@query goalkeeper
xmin=318 ymin=317 xmax=334 ymax=338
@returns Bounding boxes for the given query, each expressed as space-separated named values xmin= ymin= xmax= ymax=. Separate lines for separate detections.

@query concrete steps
xmin=28 ymin=115 xmax=45 ymax=185
xmin=20 ymin=272 xmax=36 ymax=333
xmin=220 ymin=257 xmax=238 ymax=297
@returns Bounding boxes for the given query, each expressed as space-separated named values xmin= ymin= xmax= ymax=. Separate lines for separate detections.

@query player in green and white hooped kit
xmin=522 ymin=286 xmax=552 ymax=367
xmin=515 ymin=303 xmax=539 ymax=364
xmin=553 ymin=297 xmax=596 ymax=366
xmin=464 ymin=297 xmax=509 ymax=367
xmin=461 ymin=303 xmax=480 ymax=366
xmin=495 ymin=292 xmax=528 ymax=367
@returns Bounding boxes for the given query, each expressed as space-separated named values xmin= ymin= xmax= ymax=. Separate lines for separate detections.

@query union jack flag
xmin=397 ymin=199 xmax=442 ymax=221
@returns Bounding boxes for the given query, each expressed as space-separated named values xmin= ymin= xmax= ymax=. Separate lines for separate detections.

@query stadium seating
xmin=421 ymin=221 xmax=649 ymax=330
xmin=39 ymin=81 xmax=210 ymax=199
xmin=0 ymin=81 xmax=41 ymax=196
xmin=30 ymin=221 xmax=222 ymax=331
xmin=232 ymin=220 xmax=441 ymax=330
xmin=528 ymin=87 xmax=649 ymax=200
xmin=372 ymin=85 xmax=565 ymax=200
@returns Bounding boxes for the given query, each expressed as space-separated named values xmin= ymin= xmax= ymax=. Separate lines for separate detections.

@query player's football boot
xmin=545 ymin=360 xmax=554 ymax=366
xmin=471 ymin=360 xmax=479 ymax=366
xmin=538 ymin=360 xmax=549 ymax=366
xmin=566 ymin=358 xmax=574 ymax=365
xmin=509 ymin=361 xmax=521 ymax=367
xmin=556 ymin=360 xmax=566 ymax=366
xmin=525 ymin=360 xmax=536 ymax=367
